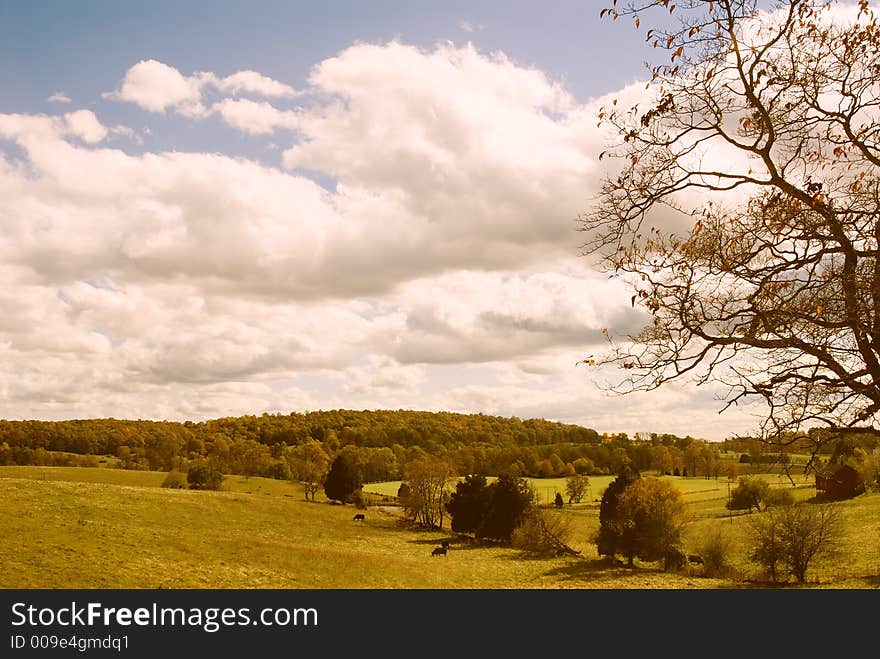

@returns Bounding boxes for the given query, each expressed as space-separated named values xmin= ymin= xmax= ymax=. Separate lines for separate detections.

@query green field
xmin=1 ymin=466 xmax=878 ymax=588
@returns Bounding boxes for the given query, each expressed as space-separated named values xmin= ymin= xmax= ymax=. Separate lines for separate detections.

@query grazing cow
xmin=431 ymin=547 xmax=447 ymax=556
xmin=687 ymin=554 xmax=704 ymax=565
xmin=353 ymin=513 xmax=365 ymax=521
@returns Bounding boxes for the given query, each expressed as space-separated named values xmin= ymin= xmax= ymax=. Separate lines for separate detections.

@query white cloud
xmin=103 ymin=59 xmax=297 ymax=117
xmin=210 ymin=70 xmax=297 ymax=98
xmin=63 ymin=110 xmax=108 ymax=143
xmin=211 ymin=98 xmax=299 ymax=135
xmin=108 ymin=124 xmax=144 ymax=145
xmin=48 ymin=92 xmax=71 ymax=104
xmin=103 ymin=59 xmax=207 ymax=116
xmin=0 ymin=41 xmax=761 ymax=438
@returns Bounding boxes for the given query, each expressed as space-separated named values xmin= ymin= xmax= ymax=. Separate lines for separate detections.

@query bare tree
xmin=748 ymin=503 xmax=842 ymax=582
xmin=582 ymin=1 xmax=880 ymax=456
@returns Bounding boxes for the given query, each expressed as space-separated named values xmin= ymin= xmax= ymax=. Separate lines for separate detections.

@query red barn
xmin=814 ymin=463 xmax=864 ymax=500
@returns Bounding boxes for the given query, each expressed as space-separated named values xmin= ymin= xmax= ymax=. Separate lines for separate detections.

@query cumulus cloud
xmin=103 ymin=59 xmax=297 ymax=117
xmin=63 ymin=110 xmax=108 ymax=143
xmin=47 ymin=92 xmax=71 ymax=104
xmin=211 ymin=70 xmax=297 ymax=98
xmin=211 ymin=98 xmax=299 ymax=135
xmin=0 ymin=41 xmax=759 ymax=438
xmin=103 ymin=59 xmax=207 ymax=116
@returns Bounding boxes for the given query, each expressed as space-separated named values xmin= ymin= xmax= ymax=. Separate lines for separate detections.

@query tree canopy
xmin=323 ymin=454 xmax=362 ymax=503
xmin=584 ymin=0 xmax=880 ymax=455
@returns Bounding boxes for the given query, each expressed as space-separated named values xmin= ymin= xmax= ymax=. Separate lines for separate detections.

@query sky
xmin=0 ymin=0 xmax=764 ymax=440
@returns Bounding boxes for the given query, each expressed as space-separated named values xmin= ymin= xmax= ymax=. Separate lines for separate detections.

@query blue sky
xmin=0 ymin=1 xmax=755 ymax=440
xmin=1 ymin=1 xmax=654 ymax=160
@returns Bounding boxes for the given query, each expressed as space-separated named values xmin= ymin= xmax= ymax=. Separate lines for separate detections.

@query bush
xmin=512 ymin=508 xmax=574 ymax=556
xmin=696 ymin=527 xmax=735 ymax=578
xmin=161 ymin=471 xmax=188 ymax=489
xmin=186 ymin=462 xmax=224 ymax=490
xmin=351 ymin=489 xmax=368 ymax=510
xmin=764 ymin=487 xmax=794 ymax=508
xmin=263 ymin=460 xmax=291 ymax=481
xmin=728 ymin=476 xmax=770 ymax=512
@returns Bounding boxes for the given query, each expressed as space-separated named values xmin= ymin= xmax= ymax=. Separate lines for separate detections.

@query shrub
xmin=351 ymin=489 xmax=368 ymax=510
xmin=512 ymin=508 xmax=574 ymax=556
xmin=186 ymin=462 xmax=224 ymax=490
xmin=161 ymin=471 xmax=188 ymax=489
xmin=263 ymin=460 xmax=291 ymax=481
xmin=696 ymin=527 xmax=735 ymax=578
xmin=764 ymin=487 xmax=794 ymax=508
xmin=728 ymin=476 xmax=770 ymax=512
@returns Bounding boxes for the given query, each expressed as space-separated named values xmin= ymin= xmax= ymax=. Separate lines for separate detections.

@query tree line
xmin=0 ymin=411 xmax=720 ymax=481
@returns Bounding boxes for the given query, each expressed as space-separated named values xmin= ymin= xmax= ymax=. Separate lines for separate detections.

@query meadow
xmin=1 ymin=465 xmax=878 ymax=589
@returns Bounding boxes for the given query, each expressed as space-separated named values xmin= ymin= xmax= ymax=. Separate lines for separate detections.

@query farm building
xmin=814 ymin=463 xmax=864 ymax=500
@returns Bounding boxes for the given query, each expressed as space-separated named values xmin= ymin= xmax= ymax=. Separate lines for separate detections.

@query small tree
xmin=479 ymin=475 xmax=535 ymax=543
xmin=615 ymin=477 xmax=688 ymax=569
xmin=402 ymin=458 xmax=452 ymax=528
xmin=285 ymin=440 xmax=330 ymax=501
xmin=554 ymin=492 xmax=565 ymax=509
xmin=445 ymin=474 xmax=490 ymax=534
xmin=596 ymin=467 xmax=640 ymax=563
xmin=725 ymin=462 xmax=739 ymax=482
xmin=186 ymin=462 xmax=223 ymax=490
xmin=323 ymin=454 xmax=362 ymax=504
xmin=728 ymin=477 xmax=771 ymax=513
xmin=749 ymin=504 xmax=842 ymax=583
xmin=565 ymin=474 xmax=590 ymax=504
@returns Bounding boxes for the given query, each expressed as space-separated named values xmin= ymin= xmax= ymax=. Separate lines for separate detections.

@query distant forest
xmin=0 ymin=410 xmax=870 ymax=482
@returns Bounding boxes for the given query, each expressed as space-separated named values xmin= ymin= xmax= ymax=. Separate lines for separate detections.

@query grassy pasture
xmin=1 ymin=465 xmax=878 ymax=588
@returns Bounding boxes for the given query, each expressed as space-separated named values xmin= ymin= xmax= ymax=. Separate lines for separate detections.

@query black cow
xmin=353 ymin=513 xmax=365 ymax=521
xmin=431 ymin=547 xmax=447 ymax=556
xmin=687 ymin=554 xmax=704 ymax=565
